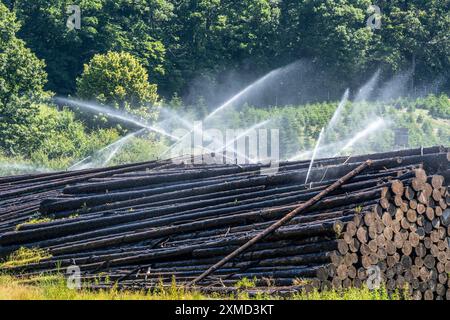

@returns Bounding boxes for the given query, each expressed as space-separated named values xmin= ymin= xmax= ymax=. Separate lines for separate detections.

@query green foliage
xmin=15 ymin=217 xmax=53 ymax=231
xmin=75 ymin=51 xmax=160 ymax=131
xmin=293 ymin=286 xmax=404 ymax=300
xmin=414 ymin=94 xmax=450 ymax=119
xmin=0 ymin=1 xmax=20 ymax=47
xmin=0 ymin=274 xmax=208 ymax=300
xmin=10 ymin=0 xmax=448 ymax=98
xmin=76 ymin=132 xmax=167 ymax=168
xmin=24 ymin=104 xmax=119 ymax=169
xmin=166 ymin=0 xmax=280 ymax=90
xmin=77 ymin=52 xmax=159 ymax=110
xmin=106 ymin=135 xmax=167 ymax=166
xmin=235 ymin=277 xmax=257 ymax=289
xmin=14 ymin=0 xmax=170 ymax=94
xmin=0 ymin=2 xmax=448 ymax=176
xmin=302 ymin=0 xmax=373 ymax=77
xmin=0 ymin=3 xmax=48 ymax=155
xmin=206 ymin=94 xmax=449 ymax=160
xmin=0 ymin=247 xmax=51 ymax=268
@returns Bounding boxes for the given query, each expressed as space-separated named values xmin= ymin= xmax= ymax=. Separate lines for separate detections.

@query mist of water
xmin=161 ymin=112 xmax=275 ymax=163
xmin=205 ymin=61 xmax=302 ymax=122
xmin=327 ymin=89 xmax=349 ymax=132
xmin=54 ymin=97 xmax=180 ymax=141
xmin=162 ymin=122 xmax=256 ymax=164
xmin=0 ymin=162 xmax=53 ymax=174
xmin=44 ymin=63 xmax=434 ymax=168
xmin=213 ymin=119 xmax=272 ymax=156
xmin=305 ymin=127 xmax=325 ymax=184
xmin=161 ymin=62 xmax=302 ymax=162
xmin=159 ymin=107 xmax=195 ymax=131
xmin=354 ymin=70 xmax=381 ymax=102
xmin=69 ymin=129 xmax=145 ymax=170
xmin=312 ymin=88 xmax=351 ymax=158
xmin=102 ymin=142 xmax=124 ymax=166
xmin=377 ymin=70 xmax=413 ymax=101
xmin=334 ymin=118 xmax=386 ymax=157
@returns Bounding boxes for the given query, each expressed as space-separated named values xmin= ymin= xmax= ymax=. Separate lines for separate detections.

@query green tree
xmin=168 ymin=92 xmax=183 ymax=110
xmin=281 ymin=0 xmax=374 ymax=84
xmin=28 ymin=104 xmax=115 ymax=166
xmin=375 ymin=1 xmax=449 ymax=84
xmin=14 ymin=0 xmax=172 ymax=94
xmin=9 ymin=0 xmax=450 ymax=102
xmin=76 ymin=51 xmax=159 ymax=127
xmin=0 ymin=3 xmax=48 ymax=155
xmin=167 ymin=0 xmax=280 ymax=95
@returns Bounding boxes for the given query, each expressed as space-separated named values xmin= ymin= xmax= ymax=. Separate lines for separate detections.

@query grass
xmin=0 ymin=275 xmax=210 ymax=300
xmin=15 ymin=217 xmax=53 ymax=230
xmin=0 ymin=273 xmax=402 ymax=300
xmin=0 ymin=247 xmax=51 ymax=268
xmin=0 ymin=249 xmax=402 ymax=300
xmin=293 ymin=287 xmax=405 ymax=300
xmin=235 ymin=277 xmax=257 ymax=289
xmin=15 ymin=214 xmax=82 ymax=231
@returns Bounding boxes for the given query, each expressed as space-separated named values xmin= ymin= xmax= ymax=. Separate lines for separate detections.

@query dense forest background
xmin=3 ymin=0 xmax=449 ymax=102
xmin=0 ymin=0 xmax=449 ymax=175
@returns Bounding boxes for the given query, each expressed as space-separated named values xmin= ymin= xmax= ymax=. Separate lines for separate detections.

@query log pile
xmin=0 ymin=146 xmax=448 ymax=299
xmin=316 ymin=168 xmax=450 ymax=300
xmin=0 ymin=159 xmax=176 ymax=233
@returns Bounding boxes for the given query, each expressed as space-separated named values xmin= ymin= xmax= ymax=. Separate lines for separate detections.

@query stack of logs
xmin=0 ymin=159 xmax=178 ymax=233
xmin=317 ymin=169 xmax=450 ymax=300
xmin=0 ymin=146 xmax=448 ymax=299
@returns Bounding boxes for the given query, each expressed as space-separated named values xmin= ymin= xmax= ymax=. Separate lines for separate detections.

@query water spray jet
xmin=305 ymin=127 xmax=325 ymax=184
xmin=54 ymin=97 xmax=180 ymax=141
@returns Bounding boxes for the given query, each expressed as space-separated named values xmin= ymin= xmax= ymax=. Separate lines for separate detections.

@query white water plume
xmin=213 ymin=120 xmax=272 ymax=156
xmin=334 ymin=118 xmax=386 ymax=157
xmin=102 ymin=142 xmax=124 ymax=166
xmin=155 ymin=109 xmax=248 ymax=164
xmin=317 ymin=88 xmax=351 ymax=157
xmin=159 ymin=107 xmax=195 ymax=131
xmin=0 ymin=162 xmax=53 ymax=173
xmin=163 ymin=62 xmax=301 ymax=161
xmin=163 ymin=121 xmax=255 ymax=164
xmin=354 ymin=70 xmax=380 ymax=102
xmin=289 ymin=118 xmax=387 ymax=161
xmin=305 ymin=127 xmax=325 ymax=184
xmin=377 ymin=70 xmax=413 ymax=101
xmin=54 ymin=97 xmax=180 ymax=141
xmin=288 ymin=141 xmax=333 ymax=162
xmin=327 ymin=89 xmax=349 ymax=132
xmin=69 ymin=129 xmax=145 ymax=170
xmin=205 ymin=61 xmax=302 ymax=122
